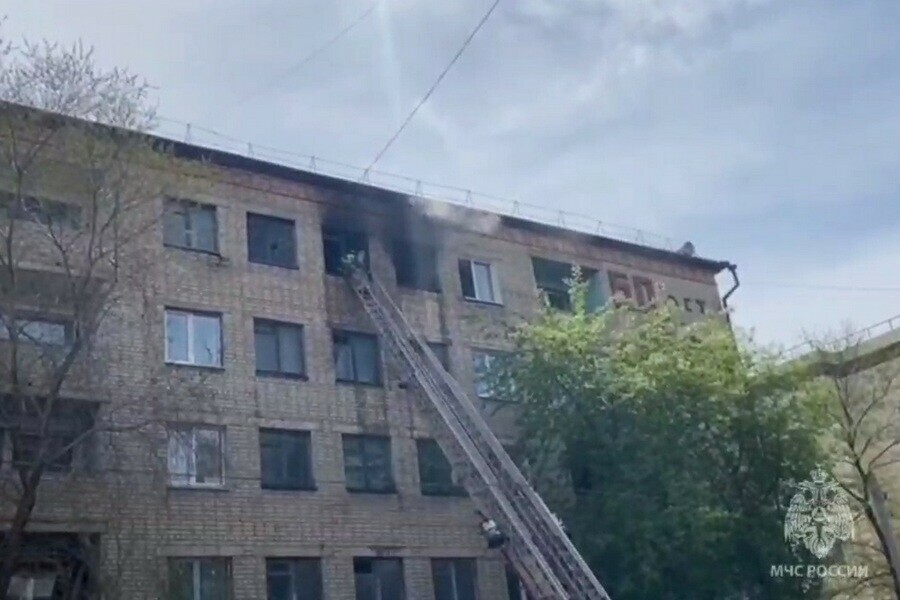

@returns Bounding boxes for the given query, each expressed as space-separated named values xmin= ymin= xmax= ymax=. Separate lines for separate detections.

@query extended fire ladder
xmin=345 ymin=262 xmax=612 ymax=600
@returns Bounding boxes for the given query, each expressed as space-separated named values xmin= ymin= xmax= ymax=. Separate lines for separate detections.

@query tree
xmin=493 ymin=288 xmax=828 ymax=599
xmin=0 ymin=35 xmax=177 ymax=598
xmin=809 ymin=334 xmax=900 ymax=599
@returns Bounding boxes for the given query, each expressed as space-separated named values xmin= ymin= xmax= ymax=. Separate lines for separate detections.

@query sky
xmin=2 ymin=0 xmax=899 ymax=350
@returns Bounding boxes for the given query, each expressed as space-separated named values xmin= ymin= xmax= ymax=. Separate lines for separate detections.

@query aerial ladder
xmin=344 ymin=258 xmax=612 ymax=600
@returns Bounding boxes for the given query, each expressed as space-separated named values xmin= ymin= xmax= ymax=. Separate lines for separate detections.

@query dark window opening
xmin=164 ymin=198 xmax=218 ymax=253
xmin=322 ymin=226 xmax=368 ymax=275
xmin=506 ymin=566 xmax=530 ymax=600
xmin=266 ymin=558 xmax=322 ymax=600
xmin=260 ymin=429 xmax=314 ymax=490
xmin=353 ymin=558 xmax=405 ymax=600
xmin=0 ymin=191 xmax=81 ymax=228
xmin=531 ymin=257 xmax=599 ymax=312
xmin=427 ymin=342 xmax=451 ymax=372
xmin=393 ymin=240 xmax=440 ymax=292
xmin=417 ymin=439 xmax=466 ymax=497
xmin=254 ymin=319 xmax=306 ymax=378
xmin=432 ymin=559 xmax=477 ymax=600
xmin=342 ymin=435 xmax=394 ymax=493
xmin=247 ymin=213 xmax=297 ymax=269
xmin=333 ymin=331 xmax=380 ymax=385
xmin=2 ymin=399 xmax=95 ymax=473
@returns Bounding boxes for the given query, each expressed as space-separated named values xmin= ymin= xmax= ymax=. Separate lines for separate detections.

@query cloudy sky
xmin=3 ymin=0 xmax=898 ymax=349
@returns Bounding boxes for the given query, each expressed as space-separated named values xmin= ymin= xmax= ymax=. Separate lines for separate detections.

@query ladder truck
xmin=343 ymin=257 xmax=612 ymax=600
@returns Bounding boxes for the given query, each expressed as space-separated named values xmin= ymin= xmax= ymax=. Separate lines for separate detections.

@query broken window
xmin=247 ymin=212 xmax=297 ymax=269
xmin=342 ymin=434 xmax=394 ymax=493
xmin=260 ymin=429 xmax=314 ymax=490
xmin=169 ymin=557 xmax=232 ymax=600
xmin=417 ymin=439 xmax=465 ymax=497
xmin=164 ymin=198 xmax=218 ymax=254
xmin=254 ymin=319 xmax=305 ymax=377
xmin=266 ymin=558 xmax=322 ymax=600
xmin=167 ymin=425 xmax=225 ymax=487
xmin=458 ymin=259 xmax=501 ymax=304
xmin=393 ymin=240 xmax=440 ymax=292
xmin=531 ymin=257 xmax=602 ymax=312
xmin=165 ymin=309 xmax=222 ymax=367
xmin=353 ymin=558 xmax=405 ymax=600
xmin=322 ymin=225 xmax=368 ymax=275
xmin=432 ymin=558 xmax=477 ymax=600
xmin=333 ymin=331 xmax=380 ymax=385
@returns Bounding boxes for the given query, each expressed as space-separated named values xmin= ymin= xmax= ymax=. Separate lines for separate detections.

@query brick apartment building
xmin=0 ymin=109 xmax=734 ymax=600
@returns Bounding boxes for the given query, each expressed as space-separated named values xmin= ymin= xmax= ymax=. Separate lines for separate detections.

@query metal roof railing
xmin=782 ymin=313 xmax=900 ymax=361
xmin=152 ymin=117 xmax=680 ymax=253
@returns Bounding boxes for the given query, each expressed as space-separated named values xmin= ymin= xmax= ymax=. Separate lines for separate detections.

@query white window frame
xmin=461 ymin=259 xmax=503 ymax=304
xmin=165 ymin=309 xmax=222 ymax=367
xmin=167 ymin=425 xmax=225 ymax=488
xmin=171 ymin=558 xmax=230 ymax=600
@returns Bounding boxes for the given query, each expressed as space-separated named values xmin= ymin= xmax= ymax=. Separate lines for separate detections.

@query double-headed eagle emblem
xmin=785 ymin=468 xmax=854 ymax=558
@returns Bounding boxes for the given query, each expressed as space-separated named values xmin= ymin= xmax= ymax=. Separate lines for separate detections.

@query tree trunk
xmin=0 ymin=473 xmax=40 ymax=600
xmin=867 ymin=475 xmax=900 ymax=599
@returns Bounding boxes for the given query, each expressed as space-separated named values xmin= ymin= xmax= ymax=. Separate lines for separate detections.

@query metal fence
xmin=153 ymin=117 xmax=679 ymax=253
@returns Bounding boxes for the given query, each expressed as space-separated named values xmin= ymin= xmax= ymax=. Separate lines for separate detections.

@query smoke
xmin=409 ymin=196 xmax=502 ymax=236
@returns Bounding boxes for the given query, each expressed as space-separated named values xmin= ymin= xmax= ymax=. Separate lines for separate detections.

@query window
xmin=165 ymin=309 xmax=222 ymax=367
xmin=505 ymin=566 xmax=529 ymax=600
xmin=333 ymin=331 xmax=380 ymax=385
xmin=164 ymin=198 xmax=218 ymax=253
xmin=322 ymin=225 xmax=368 ymax=275
xmin=13 ymin=432 xmax=76 ymax=472
xmin=417 ymin=439 xmax=465 ymax=497
xmin=7 ymin=572 xmax=58 ymax=599
xmin=342 ymin=435 xmax=394 ymax=493
xmin=353 ymin=558 xmax=405 ymax=600
xmin=432 ymin=559 xmax=477 ymax=600
xmin=472 ymin=351 xmax=503 ymax=399
xmin=169 ymin=558 xmax=231 ymax=600
xmin=254 ymin=319 xmax=305 ymax=377
xmin=0 ymin=316 xmax=72 ymax=346
xmin=167 ymin=425 xmax=225 ymax=487
xmin=0 ymin=191 xmax=80 ymax=228
xmin=247 ymin=212 xmax=297 ymax=269
xmin=260 ymin=429 xmax=314 ymax=490
xmin=266 ymin=558 xmax=322 ymax=600
xmin=5 ymin=399 xmax=95 ymax=472
xmin=428 ymin=342 xmax=451 ymax=372
xmin=458 ymin=259 xmax=501 ymax=304
xmin=393 ymin=240 xmax=440 ymax=292
xmin=531 ymin=257 xmax=587 ymax=312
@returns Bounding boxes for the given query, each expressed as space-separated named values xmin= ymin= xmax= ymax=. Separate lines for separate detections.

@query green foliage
xmin=494 ymin=296 xmax=828 ymax=600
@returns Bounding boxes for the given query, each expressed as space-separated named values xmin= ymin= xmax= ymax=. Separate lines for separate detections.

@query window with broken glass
xmin=164 ymin=198 xmax=218 ymax=253
xmin=247 ymin=212 xmax=297 ymax=269
xmin=169 ymin=558 xmax=232 ymax=600
xmin=342 ymin=434 xmax=394 ymax=493
xmin=167 ymin=425 xmax=225 ymax=487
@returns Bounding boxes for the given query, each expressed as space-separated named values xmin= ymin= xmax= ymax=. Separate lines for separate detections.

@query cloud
xmin=2 ymin=0 xmax=899 ymax=348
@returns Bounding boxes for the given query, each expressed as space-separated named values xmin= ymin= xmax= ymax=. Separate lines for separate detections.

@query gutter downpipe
xmin=721 ymin=263 xmax=739 ymax=325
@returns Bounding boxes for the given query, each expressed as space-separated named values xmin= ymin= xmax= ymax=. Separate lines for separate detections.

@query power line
xmin=743 ymin=281 xmax=900 ymax=292
xmin=232 ymin=1 xmax=380 ymax=107
xmin=361 ymin=0 xmax=502 ymax=177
